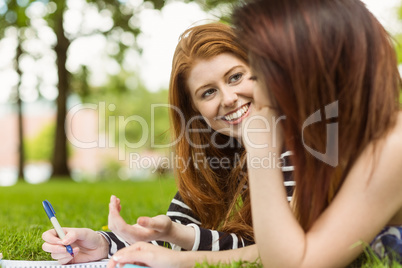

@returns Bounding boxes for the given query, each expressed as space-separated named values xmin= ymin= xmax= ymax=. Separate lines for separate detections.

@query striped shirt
xmin=100 ymin=151 xmax=294 ymax=256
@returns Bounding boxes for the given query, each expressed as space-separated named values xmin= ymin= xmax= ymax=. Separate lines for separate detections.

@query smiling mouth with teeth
xmin=223 ymin=103 xmax=251 ymax=122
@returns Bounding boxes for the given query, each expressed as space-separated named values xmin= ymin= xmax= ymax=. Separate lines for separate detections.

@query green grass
xmin=0 ymin=177 xmax=177 ymax=261
xmin=195 ymin=260 xmax=262 ymax=268
xmin=1 ymin=178 xmax=402 ymax=267
xmin=348 ymin=244 xmax=402 ymax=268
xmin=193 ymin=251 xmax=402 ymax=268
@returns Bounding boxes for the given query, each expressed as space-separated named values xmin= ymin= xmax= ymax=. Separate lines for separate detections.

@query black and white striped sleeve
xmin=98 ymin=231 xmax=129 ymax=257
xmin=186 ymin=224 xmax=255 ymax=251
xmin=281 ymin=150 xmax=295 ymax=201
xmin=96 ymin=191 xmax=198 ymax=256
xmin=161 ymin=150 xmax=294 ymax=251
xmin=99 ymin=151 xmax=294 ymax=255
xmin=153 ymin=191 xmax=254 ymax=251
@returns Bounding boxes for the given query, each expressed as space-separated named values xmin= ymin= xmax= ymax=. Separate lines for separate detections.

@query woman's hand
xmin=106 ymin=242 xmax=183 ymax=268
xmin=106 ymin=243 xmax=260 ymax=268
xmin=42 ymin=228 xmax=109 ymax=264
xmin=108 ymin=195 xmax=174 ymax=244
xmin=242 ymin=103 xmax=283 ymax=155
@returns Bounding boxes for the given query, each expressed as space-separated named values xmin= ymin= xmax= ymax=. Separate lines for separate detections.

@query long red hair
xmin=233 ymin=0 xmax=402 ymax=230
xmin=169 ymin=23 xmax=253 ymax=240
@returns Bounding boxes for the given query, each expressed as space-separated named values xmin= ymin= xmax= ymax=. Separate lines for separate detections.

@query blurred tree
xmin=43 ymin=0 xmax=175 ymax=178
xmin=47 ymin=1 xmax=70 ymax=177
xmin=2 ymin=0 xmax=237 ymax=180
xmin=81 ymin=71 xmax=171 ymax=151
xmin=49 ymin=0 xmax=237 ymax=178
xmin=0 ymin=0 xmax=33 ymax=181
xmin=15 ymin=42 xmax=24 ymax=180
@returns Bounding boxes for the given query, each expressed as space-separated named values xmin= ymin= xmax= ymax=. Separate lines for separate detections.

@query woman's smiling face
xmin=187 ymin=53 xmax=254 ymax=140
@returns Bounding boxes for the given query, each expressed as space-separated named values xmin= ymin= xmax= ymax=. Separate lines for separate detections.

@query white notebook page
xmin=0 ymin=260 xmax=108 ymax=268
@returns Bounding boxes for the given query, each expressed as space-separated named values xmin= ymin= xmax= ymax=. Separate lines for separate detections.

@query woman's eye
xmin=228 ymin=73 xmax=243 ymax=84
xmin=202 ymin=88 xmax=217 ymax=98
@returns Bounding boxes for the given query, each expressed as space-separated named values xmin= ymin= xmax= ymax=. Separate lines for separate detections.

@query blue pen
xmin=42 ymin=200 xmax=74 ymax=257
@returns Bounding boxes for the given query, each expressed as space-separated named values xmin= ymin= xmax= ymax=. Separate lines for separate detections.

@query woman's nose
xmin=221 ymin=89 xmax=238 ymax=108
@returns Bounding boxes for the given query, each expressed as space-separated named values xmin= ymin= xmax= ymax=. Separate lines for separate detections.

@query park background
xmin=0 ymin=0 xmax=401 ymax=185
xmin=0 ymin=0 xmax=402 ymax=266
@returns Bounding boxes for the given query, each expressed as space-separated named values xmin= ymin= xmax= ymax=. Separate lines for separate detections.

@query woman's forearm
xmin=180 ymin=244 xmax=260 ymax=267
xmin=164 ymin=222 xmax=195 ymax=250
xmin=247 ymin=150 xmax=306 ymax=267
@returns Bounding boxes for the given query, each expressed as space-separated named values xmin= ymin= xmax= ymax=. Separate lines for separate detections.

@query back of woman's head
xmin=233 ymin=0 xmax=401 ymax=230
xmin=168 ymin=22 xmax=252 ymax=238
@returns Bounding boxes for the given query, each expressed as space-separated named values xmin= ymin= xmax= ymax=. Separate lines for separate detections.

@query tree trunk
xmin=52 ymin=7 xmax=71 ymax=178
xmin=16 ymin=41 xmax=25 ymax=181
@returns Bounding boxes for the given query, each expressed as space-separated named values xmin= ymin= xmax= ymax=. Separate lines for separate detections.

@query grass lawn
xmin=0 ymin=177 xmax=177 ymax=261
xmin=0 ymin=177 xmax=401 ymax=267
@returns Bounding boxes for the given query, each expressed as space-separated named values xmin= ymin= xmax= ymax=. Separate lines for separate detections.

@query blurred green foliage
xmin=0 ymin=0 xmax=237 ymax=178
xmin=396 ymin=2 xmax=402 ymax=64
xmin=23 ymin=123 xmax=74 ymax=162
xmin=78 ymin=71 xmax=171 ymax=151
xmin=396 ymin=36 xmax=402 ymax=64
xmin=24 ymin=123 xmax=55 ymax=162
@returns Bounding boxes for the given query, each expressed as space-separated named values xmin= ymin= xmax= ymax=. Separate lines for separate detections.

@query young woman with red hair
xmin=41 ymin=22 xmax=294 ymax=264
xmin=107 ymin=0 xmax=402 ymax=267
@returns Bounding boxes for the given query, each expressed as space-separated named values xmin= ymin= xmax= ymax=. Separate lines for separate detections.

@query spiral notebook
xmin=0 ymin=259 xmax=108 ymax=268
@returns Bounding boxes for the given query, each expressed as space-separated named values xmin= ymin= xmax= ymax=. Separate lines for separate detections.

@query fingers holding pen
xmin=60 ymin=228 xmax=79 ymax=245
xmin=42 ymin=242 xmax=79 ymax=264
xmin=52 ymin=247 xmax=80 ymax=265
xmin=42 ymin=228 xmax=87 ymax=255
xmin=42 ymin=241 xmax=67 ymax=254
xmin=42 ymin=227 xmax=78 ymax=245
xmin=42 ymin=229 xmax=63 ymax=245
xmin=43 ymin=228 xmax=109 ymax=263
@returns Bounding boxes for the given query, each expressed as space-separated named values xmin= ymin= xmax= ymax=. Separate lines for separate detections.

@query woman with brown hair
xmin=41 ymin=22 xmax=294 ymax=264
xmin=107 ymin=0 xmax=402 ymax=267
xmin=233 ymin=0 xmax=402 ymax=266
